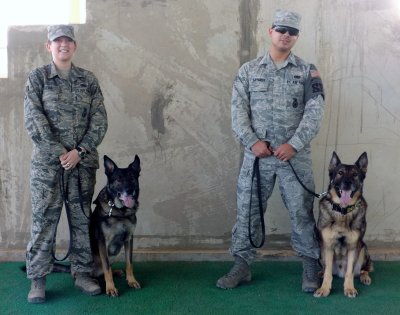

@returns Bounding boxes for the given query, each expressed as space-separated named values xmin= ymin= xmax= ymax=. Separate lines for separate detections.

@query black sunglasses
xmin=273 ymin=26 xmax=299 ymax=36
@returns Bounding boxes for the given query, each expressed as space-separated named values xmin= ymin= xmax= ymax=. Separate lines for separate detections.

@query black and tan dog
xmin=89 ymin=155 xmax=141 ymax=297
xmin=314 ymin=152 xmax=373 ymax=298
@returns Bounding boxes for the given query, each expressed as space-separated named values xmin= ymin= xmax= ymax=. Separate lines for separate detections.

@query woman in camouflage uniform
xmin=24 ymin=25 xmax=108 ymax=303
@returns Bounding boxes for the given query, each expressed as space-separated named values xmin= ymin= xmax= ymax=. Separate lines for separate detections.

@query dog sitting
xmin=89 ymin=155 xmax=141 ymax=297
xmin=314 ymin=152 xmax=373 ymax=298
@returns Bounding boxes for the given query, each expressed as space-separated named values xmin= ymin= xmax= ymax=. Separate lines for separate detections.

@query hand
xmin=274 ymin=143 xmax=296 ymax=161
xmin=251 ymin=140 xmax=273 ymax=158
xmin=59 ymin=149 xmax=81 ymax=170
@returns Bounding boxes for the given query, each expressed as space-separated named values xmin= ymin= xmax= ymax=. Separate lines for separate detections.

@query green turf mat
xmin=0 ymin=261 xmax=399 ymax=315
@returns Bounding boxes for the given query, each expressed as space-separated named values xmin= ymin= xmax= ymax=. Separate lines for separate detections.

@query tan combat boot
xmin=27 ymin=277 xmax=46 ymax=303
xmin=302 ymin=256 xmax=320 ymax=293
xmin=74 ymin=272 xmax=101 ymax=296
xmin=216 ymin=256 xmax=251 ymax=289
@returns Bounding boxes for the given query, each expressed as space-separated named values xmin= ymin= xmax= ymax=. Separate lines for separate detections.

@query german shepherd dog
xmin=314 ymin=152 xmax=373 ymax=298
xmin=89 ymin=155 xmax=141 ymax=297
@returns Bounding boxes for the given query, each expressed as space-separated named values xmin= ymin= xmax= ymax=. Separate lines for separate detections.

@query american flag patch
xmin=310 ymin=70 xmax=321 ymax=78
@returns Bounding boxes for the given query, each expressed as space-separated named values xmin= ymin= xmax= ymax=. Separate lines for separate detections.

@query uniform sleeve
xmin=288 ymin=64 xmax=325 ymax=152
xmin=23 ymin=70 xmax=66 ymax=157
xmin=231 ymin=64 xmax=259 ymax=150
xmin=78 ymin=75 xmax=108 ymax=153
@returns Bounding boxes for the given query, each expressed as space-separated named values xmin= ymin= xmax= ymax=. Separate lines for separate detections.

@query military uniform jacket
xmin=231 ymin=53 xmax=325 ymax=154
xmin=24 ymin=62 xmax=108 ymax=168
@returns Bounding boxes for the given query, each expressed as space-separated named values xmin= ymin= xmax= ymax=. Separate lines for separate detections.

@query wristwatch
xmin=77 ymin=146 xmax=87 ymax=159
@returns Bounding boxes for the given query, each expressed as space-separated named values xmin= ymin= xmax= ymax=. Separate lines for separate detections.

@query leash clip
xmin=107 ymin=200 xmax=114 ymax=217
xmin=318 ymin=191 xmax=328 ymax=199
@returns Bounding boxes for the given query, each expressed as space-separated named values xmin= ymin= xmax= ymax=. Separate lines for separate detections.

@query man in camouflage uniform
xmin=24 ymin=25 xmax=108 ymax=303
xmin=217 ymin=10 xmax=325 ymax=292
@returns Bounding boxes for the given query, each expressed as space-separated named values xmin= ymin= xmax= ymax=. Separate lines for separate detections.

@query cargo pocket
xmin=239 ymin=156 xmax=255 ymax=188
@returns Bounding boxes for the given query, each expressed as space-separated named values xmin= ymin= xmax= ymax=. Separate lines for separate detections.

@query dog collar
xmin=107 ymin=200 xmax=115 ymax=216
xmin=330 ymin=202 xmax=357 ymax=215
xmin=105 ymin=200 xmax=137 ymax=218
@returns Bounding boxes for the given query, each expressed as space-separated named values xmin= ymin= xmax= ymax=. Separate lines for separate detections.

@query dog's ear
xmin=129 ymin=154 xmax=141 ymax=177
xmin=104 ymin=155 xmax=118 ymax=176
xmin=328 ymin=151 xmax=341 ymax=177
xmin=356 ymin=152 xmax=368 ymax=176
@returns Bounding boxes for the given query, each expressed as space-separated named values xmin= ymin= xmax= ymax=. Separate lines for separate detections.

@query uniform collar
xmin=48 ymin=62 xmax=83 ymax=80
xmin=260 ymin=52 xmax=298 ymax=67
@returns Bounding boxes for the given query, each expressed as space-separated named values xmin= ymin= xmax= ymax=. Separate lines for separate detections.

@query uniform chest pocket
xmin=42 ymin=89 xmax=60 ymax=125
xmin=285 ymin=73 xmax=305 ymax=98
xmin=249 ymin=79 xmax=270 ymax=100
xmin=74 ymin=91 xmax=92 ymax=119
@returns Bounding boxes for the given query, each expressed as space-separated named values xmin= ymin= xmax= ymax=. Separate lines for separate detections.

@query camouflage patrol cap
xmin=273 ymin=9 xmax=301 ymax=30
xmin=47 ymin=25 xmax=75 ymax=41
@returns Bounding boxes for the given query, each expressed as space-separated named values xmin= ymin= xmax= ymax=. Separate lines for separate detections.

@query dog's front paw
xmin=360 ymin=272 xmax=372 ymax=285
xmin=344 ymin=287 xmax=358 ymax=298
xmin=313 ymin=286 xmax=331 ymax=297
xmin=127 ymin=278 xmax=141 ymax=289
xmin=106 ymin=285 xmax=119 ymax=297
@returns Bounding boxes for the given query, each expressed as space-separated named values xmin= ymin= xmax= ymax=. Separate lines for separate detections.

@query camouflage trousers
xmin=26 ymin=163 xmax=97 ymax=279
xmin=230 ymin=150 xmax=320 ymax=264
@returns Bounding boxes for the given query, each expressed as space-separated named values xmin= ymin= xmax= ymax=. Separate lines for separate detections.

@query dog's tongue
xmin=340 ymin=190 xmax=352 ymax=205
xmin=120 ymin=195 xmax=134 ymax=208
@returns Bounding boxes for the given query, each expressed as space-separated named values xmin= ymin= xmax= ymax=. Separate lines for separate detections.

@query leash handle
xmin=52 ymin=167 xmax=72 ymax=262
xmin=52 ymin=166 xmax=90 ymax=262
xmin=247 ymin=152 xmax=326 ymax=249
xmin=248 ymin=157 xmax=266 ymax=248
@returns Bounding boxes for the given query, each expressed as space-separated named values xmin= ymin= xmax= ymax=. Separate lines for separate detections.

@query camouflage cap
xmin=47 ymin=25 xmax=75 ymax=41
xmin=273 ymin=9 xmax=301 ymax=30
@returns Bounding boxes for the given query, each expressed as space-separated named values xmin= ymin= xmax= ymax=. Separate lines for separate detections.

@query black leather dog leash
xmin=52 ymin=166 xmax=90 ymax=261
xmin=286 ymin=160 xmax=327 ymax=199
xmin=248 ymin=157 xmax=265 ymax=248
xmin=248 ymin=153 xmax=326 ymax=249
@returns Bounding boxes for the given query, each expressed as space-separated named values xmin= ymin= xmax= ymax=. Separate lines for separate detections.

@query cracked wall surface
xmin=1 ymin=0 xmax=399 ymax=259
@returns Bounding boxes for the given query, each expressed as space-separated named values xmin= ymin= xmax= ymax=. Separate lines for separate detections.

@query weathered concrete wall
xmin=1 ymin=0 xmax=400 ymax=260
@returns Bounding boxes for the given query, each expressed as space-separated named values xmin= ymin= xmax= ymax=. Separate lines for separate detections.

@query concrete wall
xmin=1 ymin=0 xmax=400 ymax=260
